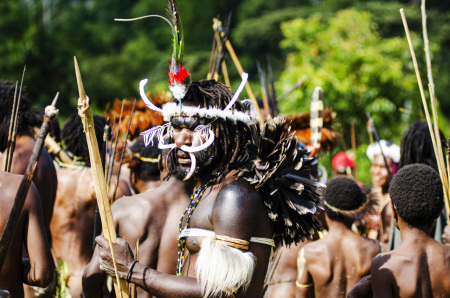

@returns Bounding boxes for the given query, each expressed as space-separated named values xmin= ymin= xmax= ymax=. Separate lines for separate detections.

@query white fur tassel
xmin=196 ymin=236 xmax=255 ymax=297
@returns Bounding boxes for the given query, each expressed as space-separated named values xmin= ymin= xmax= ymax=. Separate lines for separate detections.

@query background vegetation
xmin=1 ymin=0 xmax=449 ymax=186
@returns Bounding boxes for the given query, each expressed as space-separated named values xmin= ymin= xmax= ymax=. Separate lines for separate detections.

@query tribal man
xmin=93 ymin=2 xmax=322 ymax=296
xmin=95 ymin=76 xmax=323 ymax=296
xmin=0 ymin=173 xmax=55 ymax=297
xmin=0 ymin=80 xmax=57 ymax=243
xmin=49 ymin=114 xmax=130 ymax=296
xmin=83 ymin=145 xmax=194 ymax=297
xmin=296 ymin=176 xmax=380 ymax=297
xmin=354 ymin=164 xmax=450 ymax=297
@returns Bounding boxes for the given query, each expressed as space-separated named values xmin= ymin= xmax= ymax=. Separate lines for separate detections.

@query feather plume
xmin=237 ymin=116 xmax=324 ymax=246
xmin=284 ymin=108 xmax=341 ymax=152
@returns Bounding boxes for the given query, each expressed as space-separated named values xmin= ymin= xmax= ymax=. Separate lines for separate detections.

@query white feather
xmin=196 ymin=236 xmax=255 ymax=297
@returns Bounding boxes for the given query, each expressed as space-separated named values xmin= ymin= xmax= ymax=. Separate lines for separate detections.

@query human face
xmin=170 ymin=116 xmax=220 ymax=180
xmin=370 ymin=154 xmax=392 ymax=189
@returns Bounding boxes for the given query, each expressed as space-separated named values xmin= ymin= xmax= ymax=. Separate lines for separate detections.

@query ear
xmin=390 ymin=200 xmax=398 ymax=222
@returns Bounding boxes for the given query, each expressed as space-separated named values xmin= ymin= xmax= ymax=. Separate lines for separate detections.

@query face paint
xmin=170 ymin=116 xmax=220 ymax=180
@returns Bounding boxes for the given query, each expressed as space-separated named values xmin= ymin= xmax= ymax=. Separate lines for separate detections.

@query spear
xmin=5 ymin=67 xmax=26 ymax=173
xmin=213 ymin=18 xmax=264 ymax=126
xmin=256 ymin=61 xmax=270 ymax=121
xmin=4 ymin=81 xmax=18 ymax=172
xmin=266 ymin=56 xmax=278 ymax=117
xmin=276 ymin=76 xmax=308 ymax=102
xmin=74 ymin=57 xmax=128 ymax=297
xmin=0 ymin=93 xmax=59 ymax=272
xmin=105 ymin=116 xmax=116 ymax=184
xmin=112 ymin=99 xmax=136 ymax=203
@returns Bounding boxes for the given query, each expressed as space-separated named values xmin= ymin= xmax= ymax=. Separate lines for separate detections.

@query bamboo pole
xmin=400 ymin=9 xmax=450 ymax=219
xmin=421 ymin=0 xmax=435 ymax=95
xmin=0 ymin=93 xmax=59 ymax=272
xmin=74 ymin=57 xmax=128 ymax=297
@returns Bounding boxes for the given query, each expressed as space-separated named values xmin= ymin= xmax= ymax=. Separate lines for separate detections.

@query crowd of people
xmin=1 ymin=1 xmax=450 ymax=298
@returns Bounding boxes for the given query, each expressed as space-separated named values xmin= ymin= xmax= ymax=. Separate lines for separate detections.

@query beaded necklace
xmin=176 ymin=172 xmax=219 ymax=276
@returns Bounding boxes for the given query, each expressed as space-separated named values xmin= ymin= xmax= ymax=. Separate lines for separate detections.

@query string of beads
xmin=176 ymin=172 xmax=219 ymax=276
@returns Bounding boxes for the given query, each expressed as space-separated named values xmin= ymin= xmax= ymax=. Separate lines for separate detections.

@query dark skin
xmin=0 ymin=131 xmax=57 ymax=243
xmin=0 ymin=172 xmax=54 ymax=297
xmin=96 ymin=116 xmax=274 ymax=297
xmin=267 ymin=210 xmax=327 ymax=298
xmin=370 ymin=154 xmax=394 ymax=250
xmin=369 ymin=201 xmax=450 ymax=298
xmin=83 ymin=174 xmax=194 ymax=298
xmin=296 ymin=213 xmax=380 ymax=298
xmin=49 ymin=167 xmax=130 ymax=296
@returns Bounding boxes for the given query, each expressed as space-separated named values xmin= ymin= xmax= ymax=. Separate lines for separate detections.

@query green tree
xmin=278 ymin=8 xmax=420 ymax=146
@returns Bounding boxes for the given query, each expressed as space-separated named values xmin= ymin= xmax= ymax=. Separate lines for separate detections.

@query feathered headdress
xmin=236 ymin=116 xmax=324 ymax=245
xmin=284 ymin=108 xmax=340 ymax=152
xmin=128 ymin=0 xmax=255 ymax=181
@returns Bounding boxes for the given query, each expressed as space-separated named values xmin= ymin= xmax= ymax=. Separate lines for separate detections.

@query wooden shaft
xmin=6 ymin=68 xmax=26 ymax=173
xmin=0 ymin=93 xmax=59 ymax=273
xmin=4 ymin=81 xmax=18 ymax=172
xmin=74 ymin=57 xmax=129 ymax=297
xmin=112 ymin=100 xmax=136 ymax=203
xmin=400 ymin=9 xmax=450 ymax=220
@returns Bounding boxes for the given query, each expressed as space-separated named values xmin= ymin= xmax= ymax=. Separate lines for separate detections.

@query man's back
xmin=372 ymin=237 xmax=450 ymax=297
xmin=0 ymin=172 xmax=54 ymax=297
xmin=50 ymin=167 xmax=129 ymax=296
xmin=299 ymin=226 xmax=380 ymax=297
xmin=1 ymin=132 xmax=57 ymax=242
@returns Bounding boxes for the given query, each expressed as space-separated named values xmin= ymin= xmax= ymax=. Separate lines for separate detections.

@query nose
xmin=173 ymin=128 xmax=193 ymax=149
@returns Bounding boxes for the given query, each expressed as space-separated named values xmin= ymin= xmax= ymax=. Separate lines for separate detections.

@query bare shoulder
xmin=302 ymin=238 xmax=328 ymax=260
xmin=371 ymin=251 xmax=394 ymax=273
xmin=214 ymin=179 xmax=263 ymax=212
xmin=211 ymin=179 xmax=271 ymax=238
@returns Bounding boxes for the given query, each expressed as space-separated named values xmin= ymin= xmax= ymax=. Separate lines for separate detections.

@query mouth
xmin=177 ymin=152 xmax=191 ymax=166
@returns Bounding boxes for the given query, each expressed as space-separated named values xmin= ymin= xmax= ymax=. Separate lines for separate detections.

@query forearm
xmin=22 ymin=258 xmax=54 ymax=287
xmin=130 ymin=262 xmax=202 ymax=298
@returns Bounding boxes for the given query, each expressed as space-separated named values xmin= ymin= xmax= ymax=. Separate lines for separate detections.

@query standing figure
xmin=366 ymin=140 xmax=400 ymax=250
xmin=370 ymin=164 xmax=450 ymax=297
xmin=389 ymin=122 xmax=447 ymax=250
xmin=0 ymin=80 xmax=57 ymax=244
xmin=296 ymin=176 xmax=380 ymax=298
xmin=50 ymin=114 xmax=130 ymax=296
xmin=95 ymin=78 xmax=323 ymax=297
xmin=0 ymin=172 xmax=54 ymax=297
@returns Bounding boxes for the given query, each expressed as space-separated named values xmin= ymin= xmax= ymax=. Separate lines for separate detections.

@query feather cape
xmin=236 ymin=116 xmax=324 ymax=246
